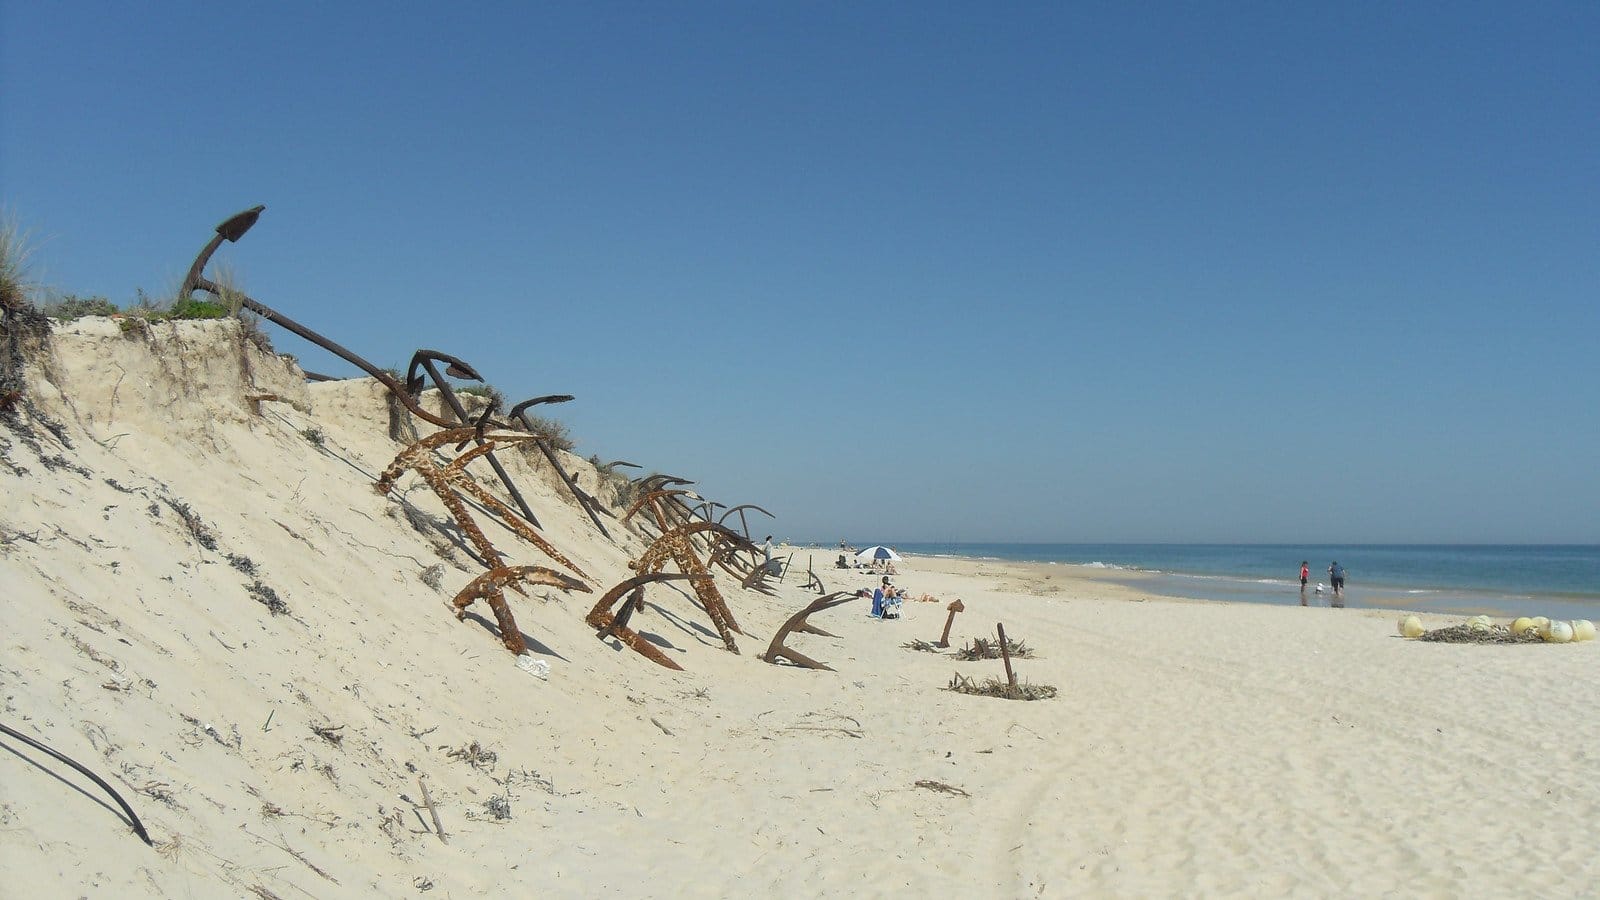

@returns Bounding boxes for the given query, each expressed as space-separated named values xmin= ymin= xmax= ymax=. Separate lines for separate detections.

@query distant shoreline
xmin=799 ymin=541 xmax=1600 ymax=618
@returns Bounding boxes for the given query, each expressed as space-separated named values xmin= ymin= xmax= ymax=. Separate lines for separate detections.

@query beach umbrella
xmin=854 ymin=546 xmax=902 ymax=562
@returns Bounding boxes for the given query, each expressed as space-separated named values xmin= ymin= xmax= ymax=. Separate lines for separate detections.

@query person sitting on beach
xmin=884 ymin=560 xmax=898 ymax=575
xmin=877 ymin=577 xmax=903 ymax=619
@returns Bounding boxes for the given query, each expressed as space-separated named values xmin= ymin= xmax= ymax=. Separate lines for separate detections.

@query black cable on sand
xmin=0 ymin=719 xmax=154 ymax=846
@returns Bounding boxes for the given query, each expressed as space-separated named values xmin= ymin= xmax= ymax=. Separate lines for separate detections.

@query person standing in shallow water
xmin=1299 ymin=561 xmax=1310 ymax=605
xmin=1328 ymin=561 xmax=1346 ymax=607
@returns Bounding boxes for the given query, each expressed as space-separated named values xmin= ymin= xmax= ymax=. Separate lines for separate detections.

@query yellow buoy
xmin=1544 ymin=621 xmax=1574 ymax=644
xmin=1398 ymin=615 xmax=1424 ymax=638
xmin=1466 ymin=615 xmax=1491 ymax=633
xmin=1511 ymin=617 xmax=1536 ymax=636
xmin=1572 ymin=620 xmax=1596 ymax=642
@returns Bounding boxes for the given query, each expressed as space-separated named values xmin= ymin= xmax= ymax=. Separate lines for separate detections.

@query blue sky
xmin=3 ymin=2 xmax=1596 ymax=544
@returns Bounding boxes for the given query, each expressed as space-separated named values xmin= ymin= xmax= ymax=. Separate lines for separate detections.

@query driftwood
xmin=913 ymin=779 xmax=970 ymax=797
xmin=418 ymin=776 xmax=447 ymax=844
xmin=761 ymin=593 xmax=857 ymax=671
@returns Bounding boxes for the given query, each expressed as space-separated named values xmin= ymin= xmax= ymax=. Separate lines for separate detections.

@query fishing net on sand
xmin=1418 ymin=624 xmax=1544 ymax=645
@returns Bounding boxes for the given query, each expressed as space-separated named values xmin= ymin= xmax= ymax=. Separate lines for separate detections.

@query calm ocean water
xmin=866 ymin=543 xmax=1600 ymax=618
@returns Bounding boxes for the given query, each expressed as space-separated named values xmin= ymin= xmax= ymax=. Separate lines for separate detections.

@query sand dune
xmin=2 ymin=318 xmax=1596 ymax=897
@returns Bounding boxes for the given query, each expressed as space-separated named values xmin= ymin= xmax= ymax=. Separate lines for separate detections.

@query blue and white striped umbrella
xmin=854 ymin=545 xmax=902 ymax=562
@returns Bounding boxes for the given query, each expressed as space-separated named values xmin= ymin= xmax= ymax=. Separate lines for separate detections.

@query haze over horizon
xmin=3 ymin=3 xmax=1596 ymax=545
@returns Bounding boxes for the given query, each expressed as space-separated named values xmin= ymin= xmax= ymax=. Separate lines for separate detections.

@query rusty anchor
xmin=177 ymin=202 xmax=586 ymax=540
xmin=176 ymin=205 xmax=560 ymax=533
xmin=761 ymin=593 xmax=857 ymax=671
xmin=622 ymin=489 xmax=705 ymax=541
xmin=717 ymin=503 xmax=774 ymax=547
xmin=637 ymin=492 xmax=764 ymax=582
xmin=507 ymin=395 xmax=611 ymax=539
xmin=629 ymin=521 xmax=746 ymax=653
xmin=585 ymin=460 xmax=639 ymax=517
xmin=704 ymin=528 xmax=766 ymax=585
xmin=451 ymin=565 xmax=590 ymax=656
xmin=405 ymin=349 xmax=542 ymax=530
xmin=585 ymin=572 xmax=711 ymax=670
xmin=376 ymin=427 xmax=590 ymax=581
xmin=178 ymin=207 xmax=481 ymax=431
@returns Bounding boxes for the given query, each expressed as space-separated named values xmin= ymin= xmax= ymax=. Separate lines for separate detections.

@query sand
xmin=2 ymin=317 xmax=1597 ymax=897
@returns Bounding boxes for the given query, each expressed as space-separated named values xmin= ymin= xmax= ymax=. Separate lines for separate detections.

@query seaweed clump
xmin=947 ymin=673 xmax=1057 ymax=701
xmin=1 ymin=291 xmax=75 ymax=466
xmin=1418 ymin=624 xmax=1543 ymax=645
xmin=245 ymin=580 xmax=289 ymax=615
xmin=955 ymin=635 xmax=1035 ymax=661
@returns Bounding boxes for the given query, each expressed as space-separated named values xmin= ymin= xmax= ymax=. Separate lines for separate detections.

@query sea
xmin=846 ymin=543 xmax=1600 ymax=619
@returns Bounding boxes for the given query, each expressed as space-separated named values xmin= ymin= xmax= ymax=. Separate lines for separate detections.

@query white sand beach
xmin=3 ymin=319 xmax=1597 ymax=897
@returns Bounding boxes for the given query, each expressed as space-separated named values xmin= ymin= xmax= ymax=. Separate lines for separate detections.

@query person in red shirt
xmin=1299 ymin=561 xmax=1311 ymax=605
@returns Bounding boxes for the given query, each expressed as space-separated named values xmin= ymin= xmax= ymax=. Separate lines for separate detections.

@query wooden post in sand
xmin=996 ymin=622 xmax=1017 ymax=689
xmin=936 ymin=599 xmax=965 ymax=648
